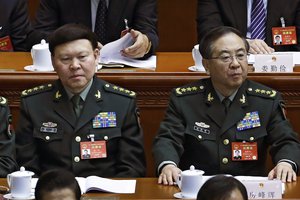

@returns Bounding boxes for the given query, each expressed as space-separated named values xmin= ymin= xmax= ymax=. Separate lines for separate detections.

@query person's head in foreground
xmin=48 ymin=23 xmax=99 ymax=94
xmin=200 ymin=26 xmax=249 ymax=97
xmin=35 ymin=169 xmax=81 ymax=200
xmin=197 ymin=175 xmax=248 ymax=200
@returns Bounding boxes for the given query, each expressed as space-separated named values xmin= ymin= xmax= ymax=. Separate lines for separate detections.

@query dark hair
xmin=199 ymin=26 xmax=249 ymax=59
xmin=48 ymin=23 xmax=98 ymax=55
xmin=197 ymin=175 xmax=248 ymax=200
xmin=35 ymin=169 xmax=81 ymax=200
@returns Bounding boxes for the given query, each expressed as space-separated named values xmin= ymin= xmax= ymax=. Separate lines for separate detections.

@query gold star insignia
xmin=255 ymin=89 xmax=260 ymax=93
xmin=119 ymin=88 xmax=124 ymax=92
xmin=261 ymin=90 xmax=266 ymax=94
xmin=192 ymin=87 xmax=197 ymax=91
xmin=187 ymin=87 xmax=192 ymax=91
xmin=181 ymin=88 xmax=186 ymax=92
xmin=113 ymin=86 xmax=118 ymax=90
xmin=270 ymin=90 xmax=277 ymax=97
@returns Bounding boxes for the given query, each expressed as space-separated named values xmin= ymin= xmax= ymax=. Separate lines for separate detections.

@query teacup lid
xmin=10 ymin=166 xmax=34 ymax=177
xmin=32 ymin=39 xmax=49 ymax=50
xmin=181 ymin=165 xmax=204 ymax=176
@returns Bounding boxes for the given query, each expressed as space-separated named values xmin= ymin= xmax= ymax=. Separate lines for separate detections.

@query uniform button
xmin=250 ymin=137 xmax=254 ymax=141
xmin=198 ymin=135 xmax=202 ymax=140
xmin=75 ymin=136 xmax=81 ymax=142
xmin=104 ymin=136 xmax=108 ymax=140
xmin=74 ymin=156 xmax=80 ymax=162
xmin=223 ymin=139 xmax=229 ymax=145
xmin=222 ymin=158 xmax=228 ymax=164
xmin=45 ymin=136 xmax=50 ymax=140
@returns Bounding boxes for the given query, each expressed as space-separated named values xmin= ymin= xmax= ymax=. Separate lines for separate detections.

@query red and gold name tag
xmin=232 ymin=142 xmax=258 ymax=161
xmin=272 ymin=26 xmax=297 ymax=46
xmin=80 ymin=141 xmax=107 ymax=159
xmin=0 ymin=36 xmax=13 ymax=51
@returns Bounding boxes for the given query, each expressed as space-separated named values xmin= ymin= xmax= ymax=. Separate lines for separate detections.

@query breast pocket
xmin=33 ymin=127 xmax=63 ymax=142
xmin=235 ymin=128 xmax=267 ymax=142
xmin=89 ymin=128 xmax=122 ymax=142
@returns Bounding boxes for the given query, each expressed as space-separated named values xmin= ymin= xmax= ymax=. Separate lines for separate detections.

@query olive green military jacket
xmin=0 ymin=96 xmax=18 ymax=176
xmin=153 ymin=78 xmax=300 ymax=176
xmin=16 ymin=77 xmax=146 ymax=177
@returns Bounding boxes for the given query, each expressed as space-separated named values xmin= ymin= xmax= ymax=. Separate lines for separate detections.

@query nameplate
xmin=254 ymin=54 xmax=293 ymax=72
xmin=241 ymin=179 xmax=282 ymax=199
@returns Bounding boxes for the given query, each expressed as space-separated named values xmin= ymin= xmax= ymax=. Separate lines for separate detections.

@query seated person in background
xmin=0 ymin=96 xmax=18 ymax=176
xmin=27 ymin=0 xmax=158 ymax=59
xmin=197 ymin=175 xmax=248 ymax=200
xmin=16 ymin=24 xmax=146 ymax=177
xmin=152 ymin=26 xmax=300 ymax=185
xmin=0 ymin=0 xmax=33 ymax=51
xmin=35 ymin=169 xmax=81 ymax=200
xmin=197 ymin=0 xmax=300 ymax=54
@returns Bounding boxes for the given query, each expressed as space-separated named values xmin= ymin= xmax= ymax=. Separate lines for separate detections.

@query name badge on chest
xmin=272 ymin=26 xmax=297 ymax=46
xmin=0 ymin=35 xmax=13 ymax=51
xmin=80 ymin=141 xmax=107 ymax=159
xmin=232 ymin=142 xmax=258 ymax=161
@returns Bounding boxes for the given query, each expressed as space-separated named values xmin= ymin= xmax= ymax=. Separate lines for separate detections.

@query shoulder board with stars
xmin=175 ymin=85 xmax=205 ymax=96
xmin=21 ymin=84 xmax=53 ymax=97
xmin=0 ymin=96 xmax=7 ymax=106
xmin=103 ymin=83 xmax=136 ymax=98
xmin=247 ymin=87 xmax=277 ymax=99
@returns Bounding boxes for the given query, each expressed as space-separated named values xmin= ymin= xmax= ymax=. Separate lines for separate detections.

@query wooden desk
xmin=1 ymin=52 xmax=300 ymax=177
xmin=0 ymin=178 xmax=300 ymax=199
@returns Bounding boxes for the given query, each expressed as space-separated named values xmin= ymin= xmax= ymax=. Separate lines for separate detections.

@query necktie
xmin=94 ymin=0 xmax=108 ymax=44
xmin=250 ymin=0 xmax=266 ymax=40
xmin=71 ymin=95 xmax=82 ymax=119
xmin=222 ymin=97 xmax=231 ymax=114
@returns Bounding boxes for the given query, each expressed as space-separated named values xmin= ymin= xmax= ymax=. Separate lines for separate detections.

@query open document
xmin=99 ymin=33 xmax=156 ymax=70
xmin=76 ymin=176 xmax=136 ymax=194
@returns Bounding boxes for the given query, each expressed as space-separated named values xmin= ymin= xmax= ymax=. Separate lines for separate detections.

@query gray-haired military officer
xmin=0 ymin=96 xmax=18 ymax=176
xmin=153 ymin=26 xmax=300 ymax=185
xmin=16 ymin=24 xmax=146 ymax=177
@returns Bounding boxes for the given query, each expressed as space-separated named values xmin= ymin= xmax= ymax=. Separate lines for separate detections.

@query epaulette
xmin=21 ymin=84 xmax=53 ymax=97
xmin=246 ymin=87 xmax=277 ymax=99
xmin=103 ymin=83 xmax=136 ymax=98
xmin=175 ymin=84 xmax=205 ymax=96
xmin=0 ymin=96 xmax=7 ymax=106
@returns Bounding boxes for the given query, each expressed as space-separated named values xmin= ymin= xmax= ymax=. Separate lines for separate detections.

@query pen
xmin=124 ymin=19 xmax=130 ymax=31
xmin=280 ymin=17 xmax=285 ymax=28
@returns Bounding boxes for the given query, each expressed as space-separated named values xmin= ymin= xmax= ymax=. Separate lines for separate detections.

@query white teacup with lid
xmin=31 ymin=39 xmax=53 ymax=71
xmin=189 ymin=44 xmax=205 ymax=72
xmin=176 ymin=165 xmax=205 ymax=198
xmin=7 ymin=166 xmax=34 ymax=198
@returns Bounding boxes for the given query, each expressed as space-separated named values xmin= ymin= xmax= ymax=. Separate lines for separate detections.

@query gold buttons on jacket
xmin=222 ymin=158 xmax=228 ymax=164
xmin=104 ymin=136 xmax=108 ymax=140
xmin=74 ymin=156 xmax=80 ymax=162
xmin=223 ymin=139 xmax=229 ymax=145
xmin=198 ymin=135 xmax=202 ymax=140
xmin=250 ymin=137 xmax=254 ymax=141
xmin=45 ymin=136 xmax=50 ymax=141
xmin=75 ymin=136 xmax=81 ymax=142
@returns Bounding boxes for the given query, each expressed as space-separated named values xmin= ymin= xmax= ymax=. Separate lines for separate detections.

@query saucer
xmin=3 ymin=193 xmax=35 ymax=200
xmin=24 ymin=65 xmax=54 ymax=72
xmin=174 ymin=192 xmax=196 ymax=199
xmin=188 ymin=65 xmax=205 ymax=72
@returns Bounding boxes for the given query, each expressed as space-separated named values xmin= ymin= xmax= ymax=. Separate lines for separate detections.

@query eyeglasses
xmin=210 ymin=53 xmax=248 ymax=63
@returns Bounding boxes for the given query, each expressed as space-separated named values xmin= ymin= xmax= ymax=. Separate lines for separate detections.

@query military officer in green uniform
xmin=153 ymin=26 xmax=300 ymax=185
xmin=0 ymin=96 xmax=18 ymax=176
xmin=16 ymin=24 xmax=146 ymax=177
